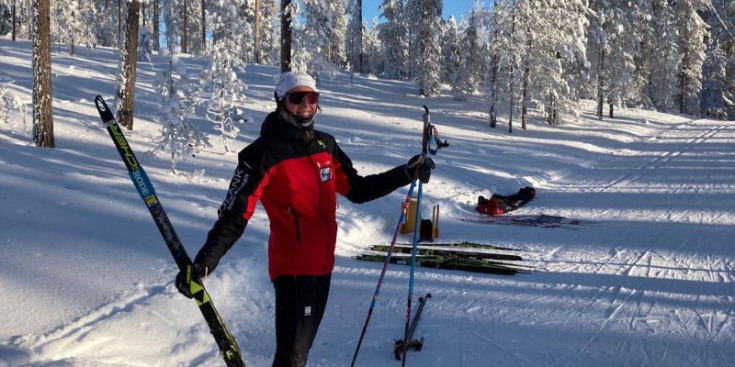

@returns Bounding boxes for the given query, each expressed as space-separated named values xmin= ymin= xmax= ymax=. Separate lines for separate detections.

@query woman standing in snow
xmin=176 ymin=71 xmax=435 ymax=367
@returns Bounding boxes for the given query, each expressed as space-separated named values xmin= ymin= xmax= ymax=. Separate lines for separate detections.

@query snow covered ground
xmin=1 ymin=36 xmax=734 ymax=366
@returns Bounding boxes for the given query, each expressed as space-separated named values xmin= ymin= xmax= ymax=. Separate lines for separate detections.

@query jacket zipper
xmin=309 ymin=155 xmax=332 ymax=264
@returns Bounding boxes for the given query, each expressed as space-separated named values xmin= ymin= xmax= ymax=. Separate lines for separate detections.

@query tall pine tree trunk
xmin=488 ymin=0 xmax=499 ymax=128
xmin=678 ymin=68 xmax=685 ymax=114
xmin=117 ymin=0 xmax=140 ymax=130
xmin=280 ymin=0 xmax=292 ymax=72
xmin=254 ymin=0 xmax=260 ymax=63
xmin=596 ymin=48 xmax=604 ymax=120
xmin=153 ymin=0 xmax=159 ymax=50
xmin=117 ymin=0 xmax=122 ymax=48
xmin=356 ymin=0 xmax=363 ymax=73
xmin=32 ymin=0 xmax=54 ymax=147
xmin=521 ymin=28 xmax=531 ymax=130
xmin=182 ymin=0 xmax=187 ymax=53
xmin=547 ymin=94 xmax=556 ymax=124
xmin=508 ymin=6 xmax=517 ymax=134
xmin=11 ymin=0 xmax=16 ymax=41
xmin=609 ymin=101 xmax=614 ymax=118
xmin=201 ymin=0 xmax=206 ymax=52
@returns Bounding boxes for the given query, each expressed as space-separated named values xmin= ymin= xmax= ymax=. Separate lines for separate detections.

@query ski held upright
xmin=94 ymin=95 xmax=246 ymax=367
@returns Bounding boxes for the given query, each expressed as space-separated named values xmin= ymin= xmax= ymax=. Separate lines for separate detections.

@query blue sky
xmin=361 ymin=0 xmax=486 ymax=23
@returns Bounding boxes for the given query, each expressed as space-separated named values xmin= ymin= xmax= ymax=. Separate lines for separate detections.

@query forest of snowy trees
xmin=1 ymin=0 xmax=734 ymax=147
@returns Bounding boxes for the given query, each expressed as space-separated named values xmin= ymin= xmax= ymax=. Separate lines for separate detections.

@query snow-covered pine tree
xmin=328 ymin=0 xmax=349 ymax=68
xmin=700 ymin=0 xmax=735 ymax=118
xmin=0 ymin=80 xmax=27 ymax=130
xmin=288 ymin=0 xmax=310 ymax=73
xmin=50 ymin=0 xmax=72 ymax=52
xmin=552 ymin=0 xmax=589 ymax=121
xmin=412 ymin=0 xmax=442 ymax=96
xmin=617 ymin=1 xmax=653 ymax=110
xmin=404 ymin=0 xmax=418 ymax=78
xmin=441 ymin=15 xmax=461 ymax=85
xmin=365 ymin=17 xmax=383 ymax=75
xmin=152 ymin=0 xmax=207 ymax=172
xmin=15 ymin=0 xmax=32 ymax=40
xmin=152 ymin=48 xmax=207 ymax=172
xmin=487 ymin=0 xmax=511 ymax=128
xmin=0 ymin=1 xmax=11 ymax=37
xmin=588 ymin=0 xmax=636 ymax=120
xmin=453 ymin=5 xmax=488 ymax=101
xmin=346 ymin=0 xmax=363 ymax=73
xmin=675 ymin=0 xmax=708 ymax=116
xmin=515 ymin=0 xmax=587 ymax=127
xmin=256 ymin=0 xmax=280 ymax=65
xmin=700 ymin=39 xmax=729 ymax=118
xmin=51 ymin=0 xmax=96 ymax=55
xmin=378 ymin=0 xmax=407 ymax=79
xmin=647 ymin=0 xmax=680 ymax=113
xmin=138 ymin=21 xmax=153 ymax=62
xmin=197 ymin=0 xmax=248 ymax=153
xmin=293 ymin=0 xmax=347 ymax=78
xmin=94 ymin=0 xmax=118 ymax=47
xmin=236 ymin=0 xmax=255 ymax=61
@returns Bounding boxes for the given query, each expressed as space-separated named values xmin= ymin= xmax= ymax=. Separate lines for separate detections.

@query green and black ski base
xmin=369 ymin=244 xmax=523 ymax=261
xmin=353 ymin=253 xmax=533 ymax=275
xmin=396 ymin=241 xmax=526 ymax=252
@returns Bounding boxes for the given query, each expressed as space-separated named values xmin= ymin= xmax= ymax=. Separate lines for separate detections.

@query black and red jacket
xmin=194 ymin=111 xmax=411 ymax=280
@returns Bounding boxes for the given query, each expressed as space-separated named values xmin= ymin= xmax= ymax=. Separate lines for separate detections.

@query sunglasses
xmin=286 ymin=91 xmax=320 ymax=105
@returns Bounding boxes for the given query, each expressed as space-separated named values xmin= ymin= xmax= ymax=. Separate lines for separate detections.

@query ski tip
xmin=94 ymin=95 xmax=115 ymax=123
xmin=94 ymin=95 xmax=107 ymax=110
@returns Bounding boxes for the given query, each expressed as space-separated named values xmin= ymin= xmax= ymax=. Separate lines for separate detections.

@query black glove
xmin=175 ymin=263 xmax=209 ymax=299
xmin=405 ymin=155 xmax=436 ymax=183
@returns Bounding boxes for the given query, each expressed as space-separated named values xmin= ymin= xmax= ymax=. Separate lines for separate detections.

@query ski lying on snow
xmin=94 ymin=96 xmax=246 ymax=367
xmin=396 ymin=241 xmax=527 ymax=252
xmin=369 ymin=244 xmax=523 ymax=261
xmin=459 ymin=214 xmax=586 ymax=229
xmin=353 ymin=253 xmax=533 ymax=275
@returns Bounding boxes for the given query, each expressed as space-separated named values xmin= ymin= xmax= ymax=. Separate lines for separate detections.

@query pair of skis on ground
xmin=354 ymin=242 xmax=534 ymax=275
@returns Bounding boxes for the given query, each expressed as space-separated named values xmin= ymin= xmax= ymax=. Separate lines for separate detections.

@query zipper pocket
xmin=289 ymin=207 xmax=301 ymax=241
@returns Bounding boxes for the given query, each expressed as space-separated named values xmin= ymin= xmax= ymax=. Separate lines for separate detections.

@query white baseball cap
xmin=274 ymin=71 xmax=319 ymax=101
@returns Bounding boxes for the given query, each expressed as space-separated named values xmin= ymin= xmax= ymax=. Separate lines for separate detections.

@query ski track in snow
xmin=539 ymin=119 xmax=735 ymax=366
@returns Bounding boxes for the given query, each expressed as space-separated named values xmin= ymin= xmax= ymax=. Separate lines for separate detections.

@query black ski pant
xmin=272 ymin=273 xmax=331 ymax=367
xmin=492 ymin=193 xmax=527 ymax=212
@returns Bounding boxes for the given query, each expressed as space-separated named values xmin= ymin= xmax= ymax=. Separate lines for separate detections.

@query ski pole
xmin=401 ymin=106 xmax=433 ymax=366
xmin=350 ymin=179 xmax=418 ymax=367
xmin=402 ymin=179 xmax=423 ymax=366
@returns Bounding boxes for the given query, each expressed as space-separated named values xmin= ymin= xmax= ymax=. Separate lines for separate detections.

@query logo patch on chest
xmin=320 ymin=167 xmax=332 ymax=182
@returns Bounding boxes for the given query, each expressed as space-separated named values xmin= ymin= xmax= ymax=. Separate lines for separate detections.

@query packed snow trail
xmin=532 ymin=118 xmax=735 ymax=366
